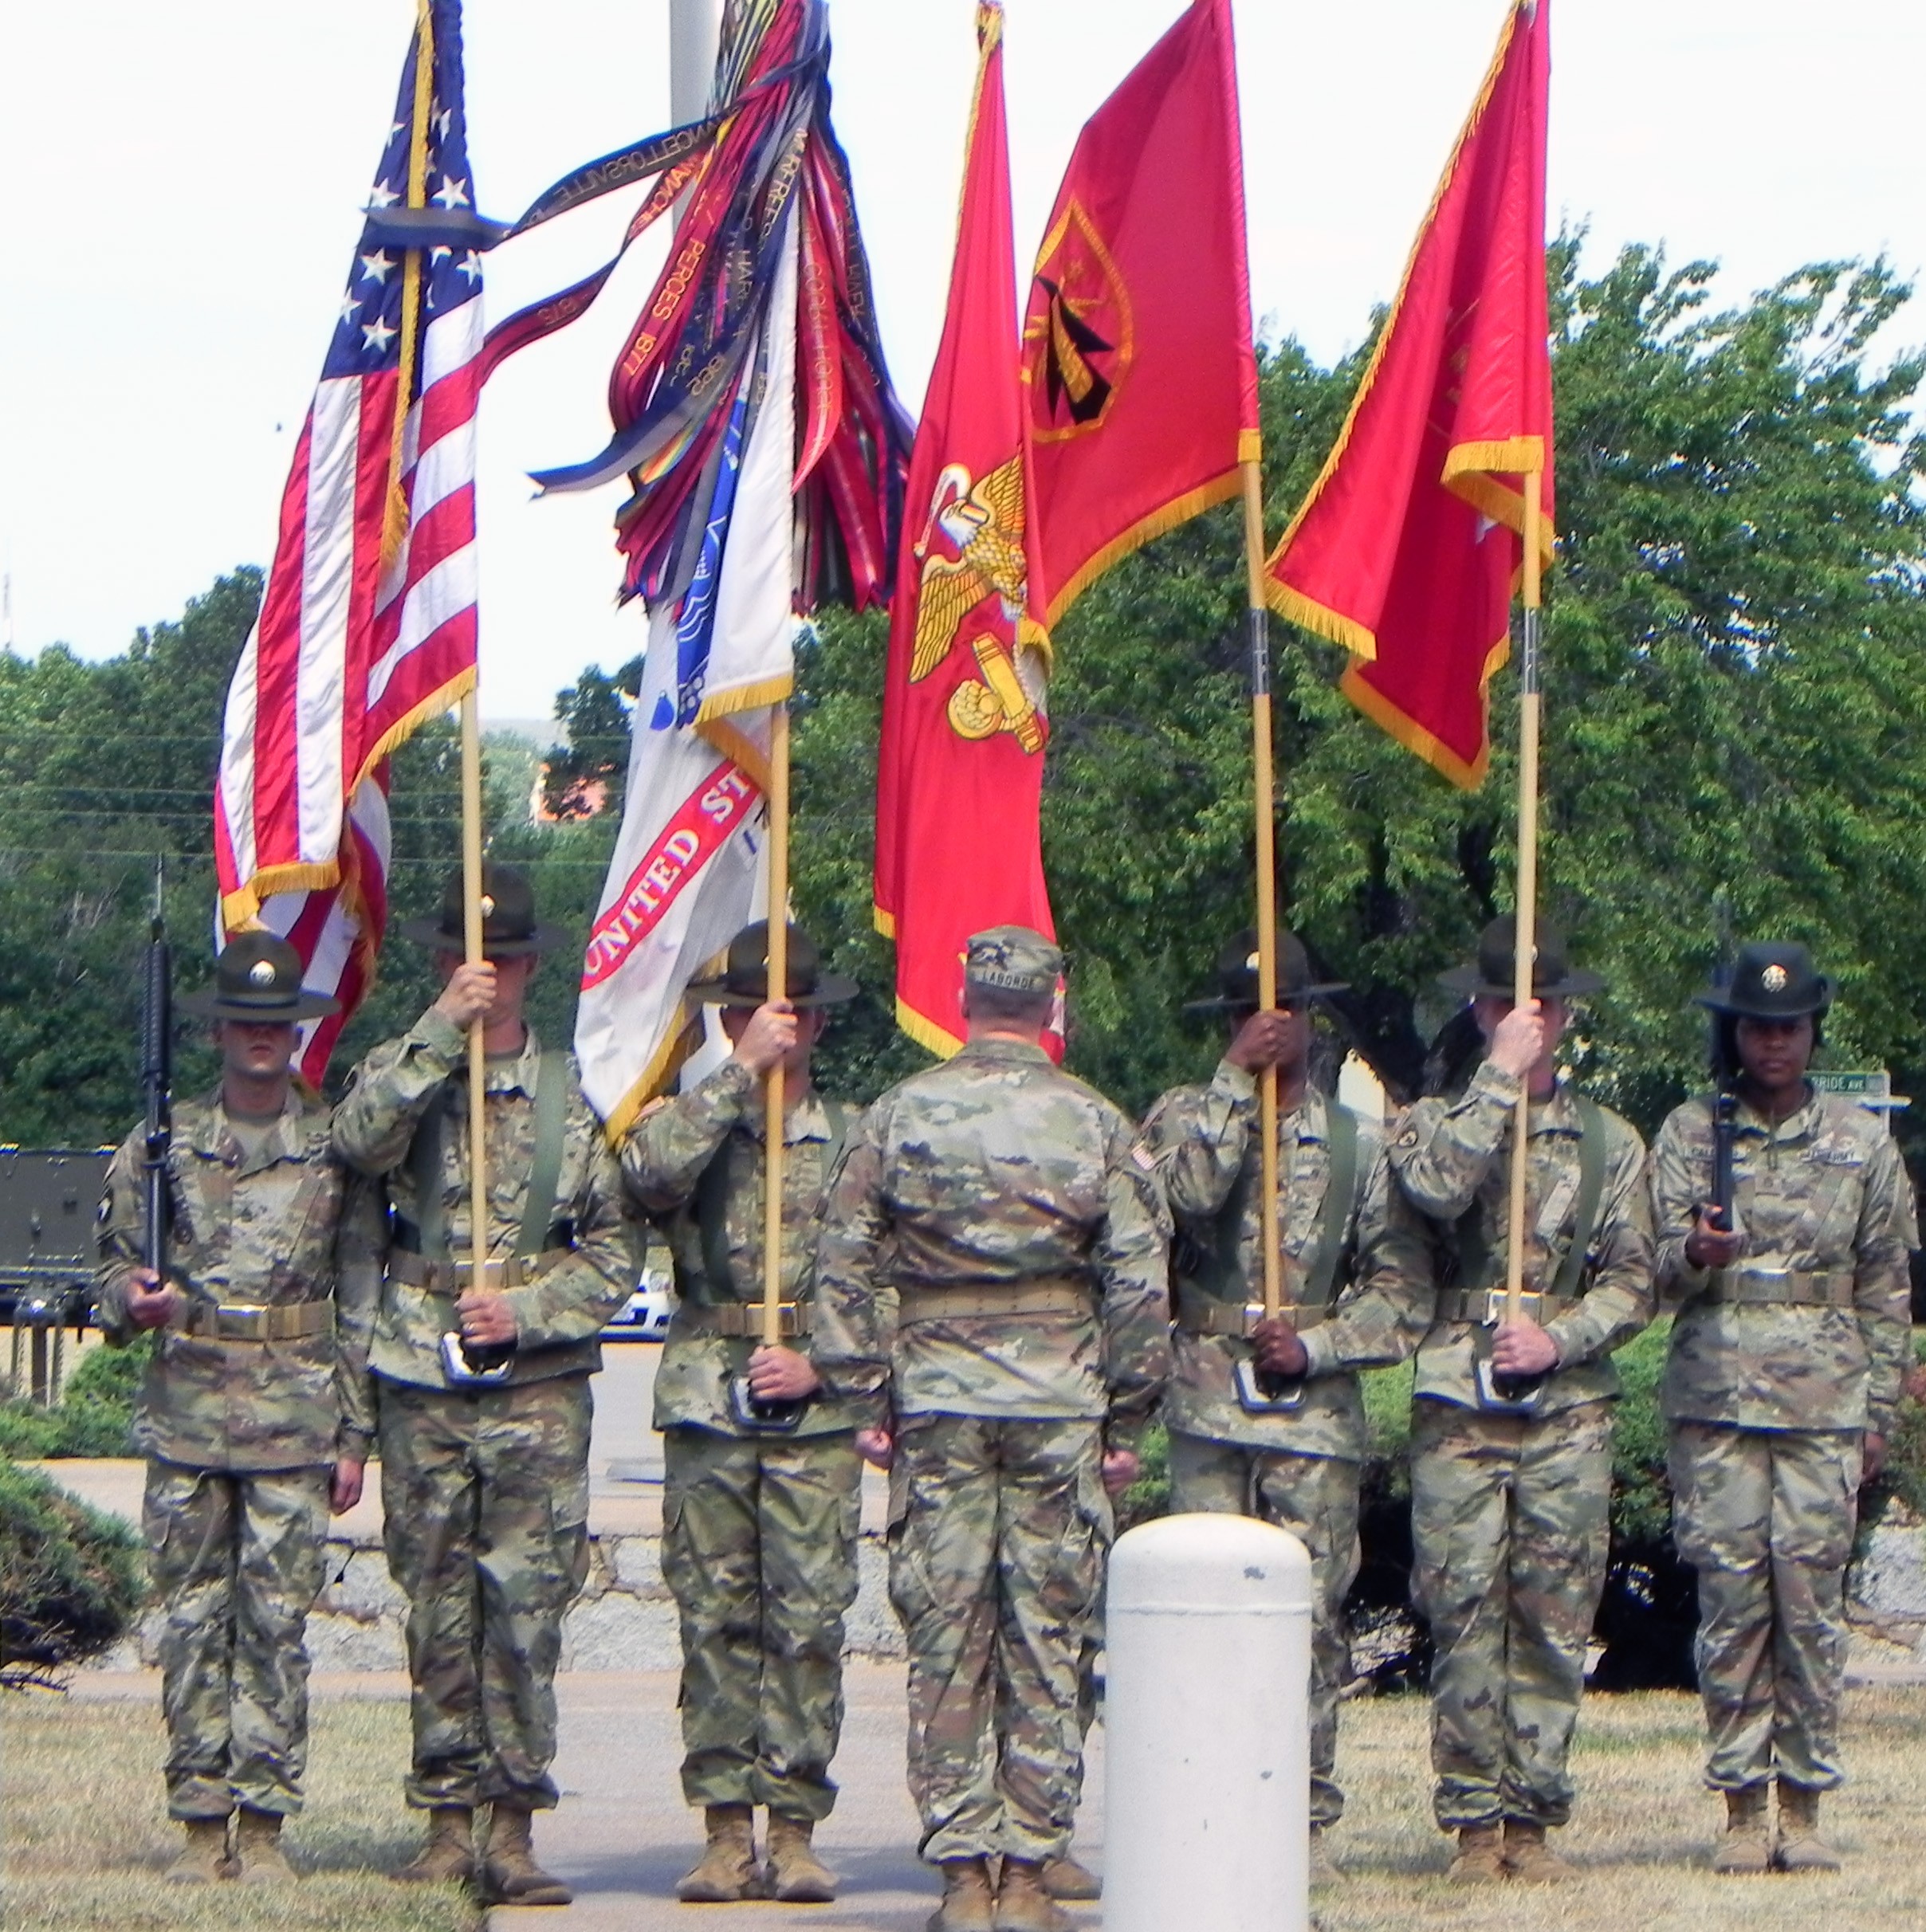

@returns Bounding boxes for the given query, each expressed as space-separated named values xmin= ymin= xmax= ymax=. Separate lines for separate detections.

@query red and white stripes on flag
xmin=214 ymin=0 xmax=482 ymax=1081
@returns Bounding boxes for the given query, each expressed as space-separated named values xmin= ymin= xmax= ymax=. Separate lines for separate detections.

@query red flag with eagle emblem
xmin=873 ymin=0 xmax=1057 ymax=1058
xmin=1264 ymin=0 xmax=1553 ymax=788
xmin=1023 ymin=0 xmax=1260 ymax=625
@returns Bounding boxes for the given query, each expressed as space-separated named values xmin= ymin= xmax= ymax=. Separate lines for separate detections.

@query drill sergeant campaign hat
xmin=1437 ymin=913 xmax=1606 ymax=1000
xmin=964 ymin=925 xmax=1063 ymax=995
xmin=1183 ymin=926 xmax=1348 ymax=1014
xmin=399 ymin=862 xmax=568 ymax=957
xmin=1693 ymin=940 xmax=1833 ymax=1020
xmin=179 ymin=931 xmax=341 ymax=1023
xmin=685 ymin=921 xmax=859 ymax=1008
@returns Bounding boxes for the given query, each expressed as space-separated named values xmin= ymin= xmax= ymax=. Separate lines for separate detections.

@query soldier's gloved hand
xmin=457 ymin=1290 xmax=519 ymax=1349
xmin=1492 ymin=1316 xmax=1558 ymax=1377
xmin=1684 ymin=1204 xmax=1744 ymax=1270
xmin=855 ymin=1427 xmax=894 ymax=1470
xmin=1864 ymin=1433 xmax=1888 ymax=1484
xmin=1101 ymin=1447 xmax=1140 ymax=1498
xmin=731 ymin=1000 xmax=799 ymax=1077
xmin=124 ymin=1267 xmax=179 ymax=1331
xmin=748 ymin=1344 xmax=820 ymax=1402
xmin=432 ymin=960 xmax=497 ymax=1031
xmin=330 ymin=1456 xmax=366 ymax=1514
xmin=1488 ymin=999 xmax=1547 ymax=1081
xmin=1225 ymin=1010 xmax=1294 ymax=1073
xmin=1248 ymin=1317 xmax=1308 ymax=1378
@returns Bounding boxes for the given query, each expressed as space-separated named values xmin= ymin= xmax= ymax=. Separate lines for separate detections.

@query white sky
xmin=2 ymin=0 xmax=1921 ymax=725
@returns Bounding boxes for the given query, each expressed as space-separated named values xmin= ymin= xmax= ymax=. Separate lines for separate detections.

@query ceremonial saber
xmin=1501 ymin=468 xmax=1547 ymax=1325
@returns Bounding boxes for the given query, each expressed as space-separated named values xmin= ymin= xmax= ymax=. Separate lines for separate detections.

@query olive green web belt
xmin=1173 ymin=1282 xmax=1332 ymax=1337
xmin=672 ymin=1302 xmax=812 ymax=1339
xmin=168 ymin=1300 xmax=334 ymax=1342
xmin=387 ymin=1248 xmax=573 ymax=1293
xmin=895 ymin=1282 xmax=1092 ymax=1324
xmin=1700 ymin=1267 xmax=1856 ymax=1308
xmin=1433 ymin=1287 xmax=1579 ymax=1325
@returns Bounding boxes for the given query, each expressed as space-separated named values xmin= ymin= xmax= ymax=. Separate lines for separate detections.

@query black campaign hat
xmin=1694 ymin=940 xmax=1832 ymax=1020
xmin=399 ymin=863 xmax=568 ymax=956
xmin=1437 ymin=915 xmax=1605 ymax=1000
xmin=686 ymin=921 xmax=858 ymax=1008
xmin=180 ymin=932 xmax=340 ymax=1023
xmin=1183 ymin=927 xmax=1348 ymax=1014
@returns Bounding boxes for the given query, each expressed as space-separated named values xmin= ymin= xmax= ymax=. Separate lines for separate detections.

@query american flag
xmin=215 ymin=0 xmax=482 ymax=1080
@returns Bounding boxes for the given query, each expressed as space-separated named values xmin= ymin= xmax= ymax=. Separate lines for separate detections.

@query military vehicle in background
xmin=0 ymin=1147 xmax=110 ymax=1403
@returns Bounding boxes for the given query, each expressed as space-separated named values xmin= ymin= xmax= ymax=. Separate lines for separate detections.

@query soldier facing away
xmin=1389 ymin=917 xmax=1654 ymax=1883
xmin=619 ymin=922 xmax=863 ymax=1905
xmin=95 ymin=932 xmax=383 ymax=1884
xmin=811 ymin=926 xmax=1170 ymax=1932
xmin=1134 ymin=929 xmax=1433 ymax=1883
xmin=1651 ymin=943 xmax=1912 ymax=1872
xmin=332 ymin=865 xmax=638 ymax=1906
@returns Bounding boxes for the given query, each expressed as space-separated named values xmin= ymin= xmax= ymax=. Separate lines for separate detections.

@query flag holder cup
xmin=1235 ymin=1357 xmax=1308 ymax=1416
xmin=729 ymin=1376 xmax=808 ymax=1435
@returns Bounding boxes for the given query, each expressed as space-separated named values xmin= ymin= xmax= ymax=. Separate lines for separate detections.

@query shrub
xmin=0 ymin=1335 xmax=147 ymax=1461
xmin=0 ymin=1460 xmax=145 ymax=1679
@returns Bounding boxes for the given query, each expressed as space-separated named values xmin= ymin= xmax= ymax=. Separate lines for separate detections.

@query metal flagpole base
xmin=1473 ymin=1357 xmax=1546 ymax=1416
xmin=440 ymin=1332 xmax=516 ymax=1387
xmin=728 ymin=1376 xmax=808 ymax=1434
xmin=1235 ymin=1358 xmax=1307 ymax=1416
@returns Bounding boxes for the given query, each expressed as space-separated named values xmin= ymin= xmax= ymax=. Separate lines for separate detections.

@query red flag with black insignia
xmin=1265 ymin=0 xmax=1554 ymax=788
xmin=873 ymin=0 xmax=1059 ymax=1059
xmin=1022 ymin=0 xmax=1260 ymax=626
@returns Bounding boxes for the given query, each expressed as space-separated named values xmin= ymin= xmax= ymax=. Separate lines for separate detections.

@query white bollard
xmin=1104 ymin=1512 xmax=1312 ymax=1932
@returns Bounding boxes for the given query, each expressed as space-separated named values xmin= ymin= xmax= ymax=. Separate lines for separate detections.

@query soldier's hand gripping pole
xmin=140 ymin=856 xmax=173 ymax=1281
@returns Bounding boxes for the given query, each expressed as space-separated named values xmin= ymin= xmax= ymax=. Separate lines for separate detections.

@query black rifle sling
xmin=693 ymin=1098 xmax=851 ymax=1306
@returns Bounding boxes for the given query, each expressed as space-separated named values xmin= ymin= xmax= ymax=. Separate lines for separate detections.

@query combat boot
xmin=677 ymin=1804 xmax=761 ymax=1903
xmin=927 ymin=1856 xmax=995 ymax=1932
xmin=1042 ymin=1851 xmax=1101 ymax=1899
xmin=1308 ymin=1824 xmax=1342 ymax=1886
xmin=994 ymin=1858 xmax=1072 ymax=1932
xmin=1502 ymin=1818 xmax=1574 ymax=1882
xmin=164 ymin=1816 xmax=232 ymax=1884
xmin=1712 ymin=1785 xmax=1771 ymax=1875
xmin=764 ymin=1813 xmax=837 ymax=1903
xmin=232 ymin=1808 xmax=297 ymax=1883
xmin=391 ymin=1805 xmax=475 ymax=1885
xmin=1446 ymin=1822 xmax=1506 ymax=1883
xmin=1775 ymin=1781 xmax=1842 ymax=1872
xmin=481 ymin=1802 xmax=573 ymax=1906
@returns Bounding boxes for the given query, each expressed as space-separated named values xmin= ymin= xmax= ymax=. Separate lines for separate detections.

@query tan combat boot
xmin=164 ymin=1816 xmax=232 ymax=1884
xmin=764 ymin=1813 xmax=837 ymax=1903
xmin=1041 ymin=1851 xmax=1101 ymax=1899
xmin=1308 ymin=1824 xmax=1342 ymax=1887
xmin=482 ymin=1802 xmax=573 ymax=1906
xmin=1503 ymin=1818 xmax=1573 ymax=1882
xmin=677 ymin=1804 xmax=761 ymax=1903
xmin=1712 ymin=1785 xmax=1771 ymax=1875
xmin=1446 ymin=1822 xmax=1506 ymax=1883
xmin=391 ymin=1804 xmax=476 ymax=1886
xmin=1775 ymin=1781 xmax=1842 ymax=1872
xmin=994 ymin=1858 xmax=1072 ymax=1932
xmin=927 ymin=1856 xmax=996 ymax=1932
xmin=232 ymin=1808 xmax=297 ymax=1883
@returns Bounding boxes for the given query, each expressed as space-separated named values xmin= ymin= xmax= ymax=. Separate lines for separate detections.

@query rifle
xmin=139 ymin=859 xmax=172 ymax=1279
xmin=1705 ymin=889 xmax=1739 ymax=1237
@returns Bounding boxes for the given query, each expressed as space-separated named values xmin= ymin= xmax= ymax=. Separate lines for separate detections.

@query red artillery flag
xmin=1265 ymin=0 xmax=1554 ymax=788
xmin=214 ymin=0 xmax=483 ymax=1078
xmin=1023 ymin=0 xmax=1260 ymax=624
xmin=875 ymin=1 xmax=1057 ymax=1058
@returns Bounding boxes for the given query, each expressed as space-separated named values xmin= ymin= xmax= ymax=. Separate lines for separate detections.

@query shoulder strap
xmin=1551 ymin=1095 xmax=1608 ymax=1298
xmin=1301 ymin=1104 xmax=1359 ymax=1307
xmin=516 ymin=1051 xmax=570 ymax=1259
xmin=408 ymin=1090 xmax=448 ymax=1259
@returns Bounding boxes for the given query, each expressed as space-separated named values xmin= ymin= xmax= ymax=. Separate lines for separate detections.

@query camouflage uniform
xmin=96 ymin=1087 xmax=383 ymax=1820
xmin=1653 ymin=1090 xmax=1912 ymax=1793
xmin=332 ymin=1011 xmax=637 ymax=1812
xmin=1136 ymin=1069 xmax=1433 ymax=1827
xmin=812 ymin=1015 xmax=1170 ymax=1867
xmin=621 ymin=1058 xmax=863 ymax=1822
xmin=1392 ymin=1062 xmax=1654 ymax=1831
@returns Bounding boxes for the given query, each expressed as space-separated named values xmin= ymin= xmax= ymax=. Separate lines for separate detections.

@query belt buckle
xmin=215 ymin=1303 xmax=261 ymax=1337
xmin=1240 ymin=1302 xmax=1267 ymax=1337
xmin=1481 ymin=1289 xmax=1543 ymax=1326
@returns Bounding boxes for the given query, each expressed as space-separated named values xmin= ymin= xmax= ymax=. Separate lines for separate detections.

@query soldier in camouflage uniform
xmin=1652 ymin=942 xmax=1912 ymax=1873
xmin=332 ymin=866 xmax=637 ymax=1907
xmin=812 ymin=927 xmax=1170 ymax=1932
xmin=619 ymin=922 xmax=863 ymax=1905
xmin=1135 ymin=929 xmax=1433 ymax=1883
xmin=95 ymin=933 xmax=382 ymax=1886
xmin=1389 ymin=918 xmax=1654 ymax=1883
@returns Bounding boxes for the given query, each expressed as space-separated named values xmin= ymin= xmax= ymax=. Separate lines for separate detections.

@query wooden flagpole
xmin=460 ymin=689 xmax=493 ymax=1285
xmin=1502 ymin=469 xmax=1545 ymax=1322
xmin=1240 ymin=454 xmax=1283 ymax=1322
xmin=761 ymin=708 xmax=791 ymax=1348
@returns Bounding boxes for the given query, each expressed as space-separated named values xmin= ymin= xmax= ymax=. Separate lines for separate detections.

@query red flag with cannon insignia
xmin=1265 ymin=0 xmax=1554 ymax=787
xmin=874 ymin=1 xmax=1058 ymax=1058
xmin=1023 ymin=0 xmax=1260 ymax=625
